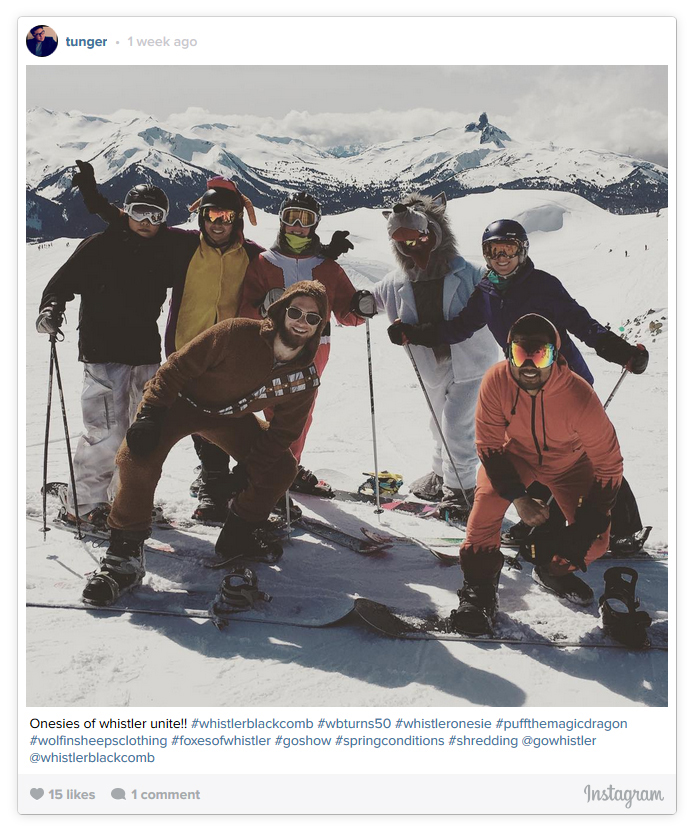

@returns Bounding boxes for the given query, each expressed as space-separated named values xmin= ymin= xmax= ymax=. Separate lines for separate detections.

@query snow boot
xmin=532 ymin=566 xmax=594 ymax=606
xmin=81 ymin=529 xmax=147 ymax=607
xmin=408 ymin=471 xmax=443 ymax=501
xmin=599 ymin=566 xmax=652 ymax=648
xmin=449 ymin=575 xmax=499 ymax=636
xmin=192 ymin=471 xmax=231 ymax=524
xmin=289 ymin=465 xmax=335 ymax=498
xmin=215 ymin=508 xmax=283 ymax=564
xmin=436 ymin=486 xmax=475 ymax=523
xmin=609 ymin=526 xmax=653 ymax=555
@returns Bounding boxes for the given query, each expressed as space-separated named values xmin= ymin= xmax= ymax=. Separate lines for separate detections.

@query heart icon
xmin=30 ymin=788 xmax=44 ymax=800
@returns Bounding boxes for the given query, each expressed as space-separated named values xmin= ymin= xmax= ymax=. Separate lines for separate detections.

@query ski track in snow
xmin=24 ymin=190 xmax=669 ymax=707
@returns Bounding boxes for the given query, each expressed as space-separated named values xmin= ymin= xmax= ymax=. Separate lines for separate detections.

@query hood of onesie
xmin=263 ymin=280 xmax=329 ymax=364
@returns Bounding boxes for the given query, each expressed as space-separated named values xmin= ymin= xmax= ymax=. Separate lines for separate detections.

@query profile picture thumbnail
xmin=26 ymin=25 xmax=58 ymax=58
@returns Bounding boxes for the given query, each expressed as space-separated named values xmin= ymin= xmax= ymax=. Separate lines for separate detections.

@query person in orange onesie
xmin=451 ymin=313 xmax=623 ymax=636
xmin=238 ymin=191 xmax=375 ymax=496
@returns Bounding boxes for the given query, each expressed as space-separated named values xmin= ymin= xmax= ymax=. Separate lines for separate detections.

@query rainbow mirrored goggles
xmin=280 ymin=208 xmax=319 ymax=228
xmin=124 ymin=203 xmax=168 ymax=225
xmin=509 ymin=341 xmax=556 ymax=369
xmin=202 ymin=207 xmax=238 ymax=224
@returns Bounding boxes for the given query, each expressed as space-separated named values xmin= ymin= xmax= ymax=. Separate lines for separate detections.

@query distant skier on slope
xmin=81 ymin=281 xmax=328 ymax=607
xmin=387 ymin=218 xmax=648 ymax=549
xmin=448 ymin=314 xmax=623 ymax=635
xmin=372 ymin=192 xmax=499 ymax=515
xmin=238 ymin=191 xmax=374 ymax=498
xmin=36 ymin=182 xmax=183 ymax=531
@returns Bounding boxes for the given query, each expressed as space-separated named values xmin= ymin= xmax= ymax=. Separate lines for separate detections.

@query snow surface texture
xmin=25 ymin=190 xmax=668 ymax=707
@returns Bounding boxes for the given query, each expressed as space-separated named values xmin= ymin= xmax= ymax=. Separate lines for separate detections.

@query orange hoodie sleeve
xmin=573 ymin=390 xmax=623 ymax=513
xmin=475 ymin=367 xmax=527 ymax=501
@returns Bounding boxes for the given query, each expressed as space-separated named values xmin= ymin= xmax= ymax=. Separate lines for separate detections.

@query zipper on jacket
xmin=530 ymin=396 xmax=543 ymax=466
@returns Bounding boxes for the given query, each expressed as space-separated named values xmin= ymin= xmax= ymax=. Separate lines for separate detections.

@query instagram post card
xmin=18 ymin=11 xmax=675 ymax=817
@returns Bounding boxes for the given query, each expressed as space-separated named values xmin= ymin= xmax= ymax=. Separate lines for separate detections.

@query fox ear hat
xmin=188 ymin=176 xmax=258 ymax=226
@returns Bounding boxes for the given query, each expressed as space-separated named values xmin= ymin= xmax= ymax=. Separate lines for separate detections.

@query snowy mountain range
xmin=26 ymin=108 xmax=668 ymax=241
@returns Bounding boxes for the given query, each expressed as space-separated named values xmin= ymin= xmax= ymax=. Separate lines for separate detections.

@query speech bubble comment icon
xmin=111 ymin=788 xmax=126 ymax=800
xmin=30 ymin=788 xmax=44 ymax=800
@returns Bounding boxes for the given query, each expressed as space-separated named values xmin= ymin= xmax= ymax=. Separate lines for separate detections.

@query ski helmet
xmin=197 ymin=186 xmax=244 ymax=234
xmin=279 ymin=192 xmax=322 ymax=229
xmin=124 ymin=184 xmax=169 ymax=214
xmin=482 ymin=219 xmax=529 ymax=272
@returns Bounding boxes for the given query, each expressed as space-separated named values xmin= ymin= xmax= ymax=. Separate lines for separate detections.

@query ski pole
xmin=404 ymin=344 xmax=472 ymax=509
xmin=40 ymin=340 xmax=56 ymax=537
xmin=51 ymin=336 xmax=83 ymax=540
xmin=285 ymin=490 xmax=292 ymax=542
xmin=365 ymin=319 xmax=383 ymax=514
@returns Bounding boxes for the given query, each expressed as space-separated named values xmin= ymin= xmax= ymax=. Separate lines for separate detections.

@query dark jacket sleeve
xmin=435 ymin=286 xmax=489 ymax=345
xmin=545 ymin=274 xmax=608 ymax=349
xmin=39 ymin=236 xmax=96 ymax=311
xmin=79 ymin=184 xmax=122 ymax=225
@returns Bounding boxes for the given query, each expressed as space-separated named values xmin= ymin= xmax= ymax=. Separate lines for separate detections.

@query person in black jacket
xmin=36 ymin=184 xmax=182 ymax=529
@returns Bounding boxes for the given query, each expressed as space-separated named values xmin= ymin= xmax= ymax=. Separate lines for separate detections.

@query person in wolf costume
xmin=371 ymin=193 xmax=499 ymax=512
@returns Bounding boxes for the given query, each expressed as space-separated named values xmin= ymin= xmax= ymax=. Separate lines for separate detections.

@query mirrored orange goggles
xmin=203 ymin=207 xmax=237 ymax=224
xmin=280 ymin=208 xmax=319 ymax=228
xmin=483 ymin=240 xmax=521 ymax=260
xmin=509 ymin=342 xmax=556 ymax=369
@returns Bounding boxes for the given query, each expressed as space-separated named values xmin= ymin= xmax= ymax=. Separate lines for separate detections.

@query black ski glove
xmin=387 ymin=320 xmax=439 ymax=347
xmin=126 ymin=404 xmax=166 ymax=456
xmin=72 ymin=159 xmax=103 ymax=214
xmin=596 ymin=331 xmax=649 ymax=373
xmin=322 ymin=230 xmax=354 ymax=260
xmin=349 ymin=290 xmax=377 ymax=318
xmin=520 ymin=502 xmax=610 ymax=572
xmin=36 ymin=303 xmax=64 ymax=335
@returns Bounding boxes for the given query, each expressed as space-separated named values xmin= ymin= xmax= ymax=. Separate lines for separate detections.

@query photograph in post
xmin=25 ymin=64 xmax=668 ymax=708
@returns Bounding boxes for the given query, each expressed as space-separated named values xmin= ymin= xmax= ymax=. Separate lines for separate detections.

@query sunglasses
xmin=124 ymin=203 xmax=168 ymax=225
xmin=280 ymin=208 xmax=319 ymax=228
xmin=403 ymin=234 xmax=430 ymax=247
xmin=483 ymin=240 xmax=521 ymax=260
xmin=203 ymin=207 xmax=237 ymax=224
xmin=509 ymin=341 xmax=556 ymax=369
xmin=286 ymin=306 xmax=323 ymax=327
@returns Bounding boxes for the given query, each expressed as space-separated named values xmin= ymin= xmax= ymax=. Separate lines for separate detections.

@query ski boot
xmin=192 ymin=470 xmax=231 ymax=524
xmin=532 ymin=566 xmax=594 ymax=606
xmin=599 ymin=566 xmax=652 ymax=648
xmin=449 ymin=575 xmax=499 ymax=636
xmin=289 ymin=465 xmax=335 ymax=498
xmin=82 ymin=529 xmax=147 ymax=606
xmin=609 ymin=526 xmax=652 ymax=555
xmin=215 ymin=508 xmax=283 ymax=565
xmin=209 ymin=566 xmax=271 ymax=630
xmin=408 ymin=471 xmax=443 ymax=502
xmin=435 ymin=486 xmax=475 ymax=523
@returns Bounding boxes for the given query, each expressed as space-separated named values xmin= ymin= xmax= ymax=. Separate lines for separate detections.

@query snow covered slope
xmin=24 ymin=190 xmax=669 ymax=707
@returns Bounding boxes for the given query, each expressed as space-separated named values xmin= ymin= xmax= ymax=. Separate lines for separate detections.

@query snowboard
xmin=353 ymin=598 xmax=668 ymax=650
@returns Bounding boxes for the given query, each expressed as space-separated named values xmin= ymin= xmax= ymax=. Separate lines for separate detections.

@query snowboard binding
xmin=598 ymin=566 xmax=652 ymax=649
xmin=358 ymin=471 xmax=404 ymax=497
xmin=210 ymin=566 xmax=271 ymax=630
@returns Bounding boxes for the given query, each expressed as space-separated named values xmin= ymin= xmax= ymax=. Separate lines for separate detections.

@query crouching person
xmin=81 ymin=281 xmax=328 ymax=606
xmin=451 ymin=314 xmax=623 ymax=635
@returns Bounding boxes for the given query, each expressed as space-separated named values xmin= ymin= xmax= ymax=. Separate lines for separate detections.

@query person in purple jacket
xmin=388 ymin=219 xmax=650 ymax=551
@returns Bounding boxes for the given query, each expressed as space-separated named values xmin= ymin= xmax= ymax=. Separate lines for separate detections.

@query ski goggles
xmin=509 ymin=341 xmax=556 ymax=369
xmin=286 ymin=306 xmax=323 ymax=327
xmin=202 ymin=207 xmax=238 ymax=224
xmin=403 ymin=234 xmax=430 ymax=247
xmin=280 ymin=208 xmax=319 ymax=228
xmin=483 ymin=240 xmax=522 ymax=260
xmin=124 ymin=203 xmax=168 ymax=225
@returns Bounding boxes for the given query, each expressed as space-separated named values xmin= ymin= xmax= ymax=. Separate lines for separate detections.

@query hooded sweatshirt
xmin=475 ymin=324 xmax=623 ymax=514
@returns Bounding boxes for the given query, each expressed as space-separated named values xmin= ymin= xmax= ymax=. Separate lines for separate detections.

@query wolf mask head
xmin=382 ymin=192 xmax=458 ymax=281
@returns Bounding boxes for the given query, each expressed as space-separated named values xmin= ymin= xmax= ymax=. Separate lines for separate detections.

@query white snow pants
xmin=67 ymin=362 xmax=159 ymax=514
xmin=421 ymin=359 xmax=483 ymax=491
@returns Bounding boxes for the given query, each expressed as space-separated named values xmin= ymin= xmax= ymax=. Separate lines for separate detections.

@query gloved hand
xmin=349 ymin=290 xmax=377 ymax=318
xmin=626 ymin=343 xmax=649 ymax=374
xmin=35 ymin=303 xmax=64 ymax=335
xmin=323 ymin=230 xmax=354 ymax=260
xmin=72 ymin=159 xmax=97 ymax=193
xmin=387 ymin=319 xmax=439 ymax=347
xmin=126 ymin=404 xmax=166 ymax=456
xmin=596 ymin=331 xmax=648 ymax=373
xmin=520 ymin=502 xmax=610 ymax=571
